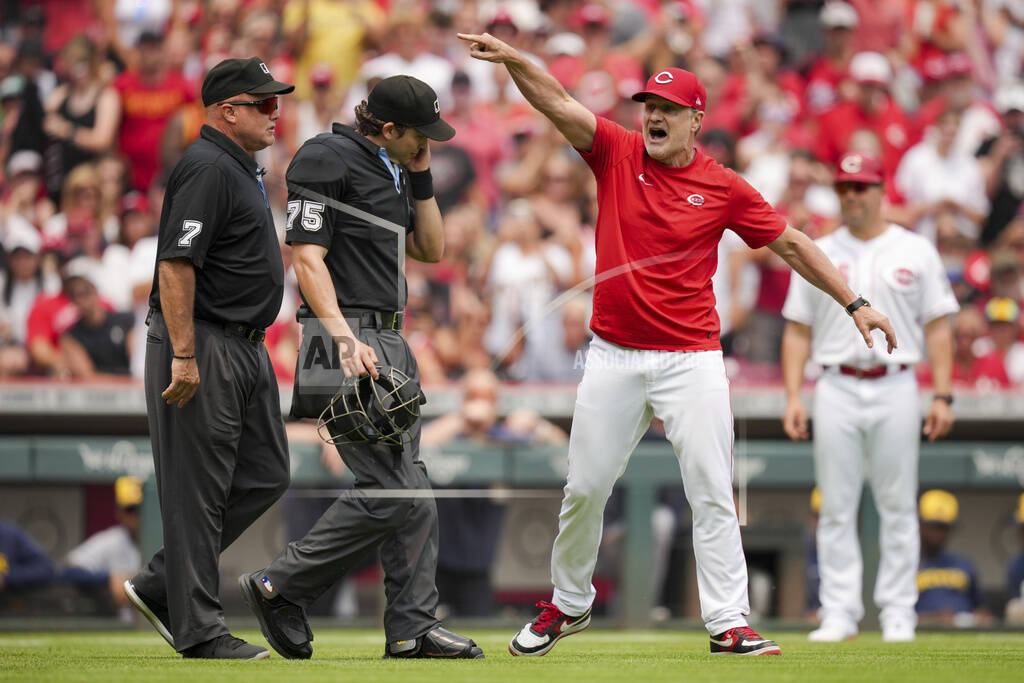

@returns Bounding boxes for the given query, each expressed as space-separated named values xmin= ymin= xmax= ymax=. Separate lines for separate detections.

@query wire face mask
xmin=317 ymin=365 xmax=425 ymax=446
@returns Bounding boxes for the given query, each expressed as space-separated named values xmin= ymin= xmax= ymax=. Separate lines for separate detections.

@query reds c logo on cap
xmin=654 ymin=71 xmax=674 ymax=84
xmin=840 ymin=154 xmax=863 ymax=174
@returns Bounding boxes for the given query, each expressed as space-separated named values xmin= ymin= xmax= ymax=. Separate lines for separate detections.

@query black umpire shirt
xmin=285 ymin=123 xmax=414 ymax=312
xmin=149 ymin=125 xmax=284 ymax=329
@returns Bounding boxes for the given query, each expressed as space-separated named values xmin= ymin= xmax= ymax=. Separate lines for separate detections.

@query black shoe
xmin=182 ymin=634 xmax=269 ymax=660
xmin=123 ymin=579 xmax=174 ymax=649
xmin=238 ymin=571 xmax=313 ymax=660
xmin=383 ymin=627 xmax=484 ymax=659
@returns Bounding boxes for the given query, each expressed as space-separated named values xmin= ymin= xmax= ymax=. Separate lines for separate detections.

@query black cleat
xmin=709 ymin=626 xmax=781 ymax=655
xmin=182 ymin=634 xmax=269 ymax=660
xmin=123 ymin=579 xmax=174 ymax=649
xmin=238 ymin=571 xmax=313 ymax=659
xmin=383 ymin=627 xmax=484 ymax=659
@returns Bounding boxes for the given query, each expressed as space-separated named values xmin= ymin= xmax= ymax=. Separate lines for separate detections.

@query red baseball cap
xmin=632 ymin=68 xmax=706 ymax=111
xmin=835 ymin=152 xmax=883 ymax=184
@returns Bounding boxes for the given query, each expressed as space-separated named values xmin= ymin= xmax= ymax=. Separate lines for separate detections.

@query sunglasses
xmin=220 ymin=96 xmax=278 ymax=115
xmin=834 ymin=181 xmax=881 ymax=195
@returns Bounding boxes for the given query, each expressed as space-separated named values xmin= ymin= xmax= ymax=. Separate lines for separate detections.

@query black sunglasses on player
xmin=834 ymin=181 xmax=881 ymax=195
xmin=219 ymin=95 xmax=278 ymax=115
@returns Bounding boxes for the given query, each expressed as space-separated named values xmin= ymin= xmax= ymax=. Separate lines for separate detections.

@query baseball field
xmin=2 ymin=629 xmax=1023 ymax=682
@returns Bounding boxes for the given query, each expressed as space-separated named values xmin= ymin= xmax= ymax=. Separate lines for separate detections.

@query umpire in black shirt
xmin=123 ymin=57 xmax=294 ymax=660
xmin=239 ymin=75 xmax=483 ymax=660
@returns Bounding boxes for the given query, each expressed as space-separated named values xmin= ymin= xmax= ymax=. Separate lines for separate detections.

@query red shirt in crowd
xmin=576 ymin=116 xmax=786 ymax=351
xmin=804 ymin=56 xmax=850 ymax=117
xmin=113 ymin=69 xmax=194 ymax=191
xmin=25 ymin=292 xmax=77 ymax=349
xmin=815 ymin=98 xmax=917 ymax=189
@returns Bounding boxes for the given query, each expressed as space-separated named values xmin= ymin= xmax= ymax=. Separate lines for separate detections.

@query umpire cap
xmin=202 ymin=57 xmax=295 ymax=106
xmin=367 ymin=75 xmax=455 ymax=141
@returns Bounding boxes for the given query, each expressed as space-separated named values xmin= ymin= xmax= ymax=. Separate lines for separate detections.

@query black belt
xmin=224 ymin=322 xmax=266 ymax=344
xmin=344 ymin=310 xmax=404 ymax=331
xmin=145 ymin=309 xmax=265 ymax=344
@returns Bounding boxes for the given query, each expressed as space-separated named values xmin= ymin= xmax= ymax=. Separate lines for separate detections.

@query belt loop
xmin=373 ymin=311 xmax=382 ymax=329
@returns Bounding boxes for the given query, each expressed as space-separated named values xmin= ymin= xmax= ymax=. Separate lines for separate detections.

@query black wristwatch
xmin=845 ymin=296 xmax=870 ymax=316
xmin=934 ymin=394 xmax=954 ymax=405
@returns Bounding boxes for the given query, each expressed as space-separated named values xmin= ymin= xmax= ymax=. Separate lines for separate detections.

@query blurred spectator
xmin=986 ymin=0 xmax=1024 ymax=85
xmin=546 ymin=2 xmax=644 ymax=119
xmin=0 ymin=520 xmax=55 ymax=595
xmin=443 ymin=70 xmax=510 ymax=211
xmin=112 ymin=31 xmax=192 ymax=191
xmin=283 ymin=0 xmax=385 ymax=99
xmin=977 ymin=296 xmax=1024 ymax=384
xmin=0 ymin=69 xmax=46 ymax=176
xmin=97 ymin=0 xmax=173 ymax=65
xmin=62 ymin=476 xmax=142 ymax=620
xmin=894 ymin=107 xmax=989 ymax=243
xmin=25 ymin=258 xmax=84 ymax=376
xmin=516 ymin=295 xmax=592 ymax=382
xmin=42 ymin=162 xmax=118 ymax=259
xmin=1005 ymin=493 xmax=1024 ymax=625
xmin=95 ymin=155 xmax=130 ymax=241
xmin=815 ymin=51 xmax=916 ymax=189
xmin=120 ymin=191 xmax=159 ymax=379
xmin=483 ymin=199 xmax=573 ymax=362
xmin=42 ymin=37 xmax=120 ymax=197
xmin=423 ymin=368 xmax=567 ymax=617
xmin=0 ymin=150 xmax=56 ymax=231
xmin=930 ymin=304 xmax=1013 ymax=389
xmin=916 ymin=489 xmax=992 ymax=627
xmin=358 ymin=8 xmax=454 ymax=103
xmin=284 ymin=64 xmax=342 ymax=155
xmin=917 ymin=52 xmax=1001 ymax=160
xmin=977 ymin=82 xmax=1024 ymax=246
xmin=58 ymin=257 xmax=133 ymax=378
xmin=0 ymin=217 xmax=58 ymax=376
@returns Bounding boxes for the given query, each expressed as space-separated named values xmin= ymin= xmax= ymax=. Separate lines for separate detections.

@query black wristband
xmin=934 ymin=394 xmax=954 ymax=405
xmin=172 ymin=354 xmax=195 ymax=360
xmin=845 ymin=296 xmax=870 ymax=316
xmin=408 ymin=169 xmax=434 ymax=200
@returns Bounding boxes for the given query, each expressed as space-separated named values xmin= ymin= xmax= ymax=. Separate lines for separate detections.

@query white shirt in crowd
xmin=782 ymin=224 xmax=959 ymax=367
xmin=894 ymin=139 xmax=989 ymax=243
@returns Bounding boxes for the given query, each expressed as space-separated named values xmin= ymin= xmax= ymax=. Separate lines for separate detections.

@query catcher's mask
xmin=317 ymin=365 xmax=424 ymax=446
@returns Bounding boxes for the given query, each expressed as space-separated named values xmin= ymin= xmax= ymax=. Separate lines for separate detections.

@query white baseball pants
xmin=813 ymin=369 xmax=920 ymax=629
xmin=550 ymin=336 xmax=750 ymax=634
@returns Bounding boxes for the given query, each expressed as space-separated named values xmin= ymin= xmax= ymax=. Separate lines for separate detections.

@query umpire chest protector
xmin=285 ymin=123 xmax=415 ymax=312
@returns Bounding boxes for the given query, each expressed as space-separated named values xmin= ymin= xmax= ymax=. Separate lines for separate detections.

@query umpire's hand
xmin=163 ymin=357 xmax=200 ymax=408
xmin=336 ymin=334 xmax=379 ymax=380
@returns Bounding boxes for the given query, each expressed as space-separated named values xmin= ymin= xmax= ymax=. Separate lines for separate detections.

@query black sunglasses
xmin=220 ymin=96 xmax=278 ymax=115
xmin=835 ymin=181 xmax=881 ymax=195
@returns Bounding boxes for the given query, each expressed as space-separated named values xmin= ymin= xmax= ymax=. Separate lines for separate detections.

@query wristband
xmin=172 ymin=354 xmax=195 ymax=360
xmin=845 ymin=296 xmax=870 ymax=316
xmin=934 ymin=394 xmax=953 ymax=405
xmin=408 ymin=169 xmax=434 ymax=200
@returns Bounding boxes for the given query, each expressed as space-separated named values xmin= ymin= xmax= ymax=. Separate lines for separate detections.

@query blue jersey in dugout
xmin=1007 ymin=553 xmax=1024 ymax=600
xmin=916 ymin=551 xmax=983 ymax=614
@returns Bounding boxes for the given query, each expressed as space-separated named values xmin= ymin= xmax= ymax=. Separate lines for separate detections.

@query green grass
xmin=2 ymin=629 xmax=1024 ymax=682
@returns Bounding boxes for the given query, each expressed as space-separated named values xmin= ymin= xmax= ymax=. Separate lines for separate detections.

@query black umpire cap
xmin=201 ymin=57 xmax=295 ymax=107
xmin=367 ymin=75 xmax=455 ymax=141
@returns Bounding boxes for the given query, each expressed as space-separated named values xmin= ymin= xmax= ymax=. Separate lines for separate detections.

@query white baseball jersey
xmin=782 ymin=224 xmax=959 ymax=366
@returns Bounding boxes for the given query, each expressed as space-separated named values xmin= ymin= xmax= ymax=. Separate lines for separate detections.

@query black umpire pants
xmin=133 ymin=312 xmax=290 ymax=652
xmin=264 ymin=320 xmax=441 ymax=644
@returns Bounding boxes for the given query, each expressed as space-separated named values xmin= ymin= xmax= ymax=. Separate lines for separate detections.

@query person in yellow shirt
xmin=282 ymin=0 xmax=386 ymax=99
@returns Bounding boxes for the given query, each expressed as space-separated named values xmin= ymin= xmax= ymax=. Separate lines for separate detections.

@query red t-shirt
xmin=576 ymin=116 xmax=787 ymax=351
xmin=114 ymin=69 xmax=194 ymax=191
xmin=26 ymin=292 xmax=77 ymax=348
xmin=814 ymin=99 xmax=917 ymax=190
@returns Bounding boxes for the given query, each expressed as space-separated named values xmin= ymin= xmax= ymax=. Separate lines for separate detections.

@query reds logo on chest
xmin=894 ymin=267 xmax=916 ymax=286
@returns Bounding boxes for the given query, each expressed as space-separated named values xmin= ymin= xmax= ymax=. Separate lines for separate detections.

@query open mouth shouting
xmin=646 ymin=125 xmax=668 ymax=144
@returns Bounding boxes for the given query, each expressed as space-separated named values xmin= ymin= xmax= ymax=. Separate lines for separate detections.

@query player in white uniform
xmin=781 ymin=152 xmax=958 ymax=643
xmin=459 ymin=32 xmax=898 ymax=657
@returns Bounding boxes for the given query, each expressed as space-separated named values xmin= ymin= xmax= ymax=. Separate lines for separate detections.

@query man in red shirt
xmin=113 ymin=31 xmax=194 ymax=191
xmin=459 ymin=31 xmax=897 ymax=657
xmin=815 ymin=51 xmax=916 ymax=189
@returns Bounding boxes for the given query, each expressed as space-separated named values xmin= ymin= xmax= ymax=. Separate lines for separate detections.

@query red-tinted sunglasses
xmin=835 ymin=181 xmax=881 ymax=195
xmin=220 ymin=95 xmax=278 ymax=115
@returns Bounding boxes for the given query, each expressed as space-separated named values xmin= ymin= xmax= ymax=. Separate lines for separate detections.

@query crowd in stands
xmin=0 ymin=0 xmax=1023 ymax=389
